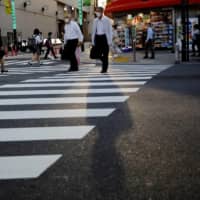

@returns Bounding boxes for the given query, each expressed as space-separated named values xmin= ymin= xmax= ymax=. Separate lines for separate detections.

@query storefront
xmin=105 ymin=0 xmax=200 ymax=50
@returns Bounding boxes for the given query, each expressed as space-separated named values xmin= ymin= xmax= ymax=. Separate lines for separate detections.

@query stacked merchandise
xmin=116 ymin=26 xmax=133 ymax=52
xmin=150 ymin=11 xmax=174 ymax=49
xmin=133 ymin=11 xmax=174 ymax=49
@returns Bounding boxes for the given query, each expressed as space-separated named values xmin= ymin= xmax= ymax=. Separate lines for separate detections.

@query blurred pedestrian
xmin=28 ymin=28 xmax=43 ymax=66
xmin=44 ymin=32 xmax=57 ymax=59
xmin=63 ymin=13 xmax=83 ymax=72
xmin=0 ymin=28 xmax=7 ymax=73
xmin=144 ymin=23 xmax=155 ymax=59
xmin=191 ymin=24 xmax=200 ymax=57
xmin=92 ymin=7 xmax=113 ymax=73
xmin=111 ymin=24 xmax=121 ymax=58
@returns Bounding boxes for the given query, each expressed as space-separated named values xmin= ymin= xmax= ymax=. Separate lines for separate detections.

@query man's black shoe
xmin=144 ymin=56 xmax=148 ymax=59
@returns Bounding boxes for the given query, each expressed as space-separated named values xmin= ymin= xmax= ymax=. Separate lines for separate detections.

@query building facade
xmin=0 ymin=0 xmax=92 ymax=45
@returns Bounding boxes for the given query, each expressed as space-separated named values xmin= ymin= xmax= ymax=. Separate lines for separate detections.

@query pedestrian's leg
xmin=44 ymin=48 xmax=50 ymax=59
xmin=70 ymin=46 xmax=78 ymax=71
xmin=51 ymin=47 xmax=57 ymax=59
xmin=144 ymin=41 xmax=149 ymax=58
xmin=0 ymin=59 xmax=3 ymax=72
xmin=150 ymin=40 xmax=155 ymax=59
xmin=197 ymin=41 xmax=200 ymax=56
xmin=0 ymin=58 xmax=7 ymax=73
xmin=67 ymin=40 xmax=78 ymax=71
xmin=192 ymin=41 xmax=196 ymax=56
xmin=101 ymin=44 xmax=109 ymax=73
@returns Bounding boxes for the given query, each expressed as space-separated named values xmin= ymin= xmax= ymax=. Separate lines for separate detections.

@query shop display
xmin=132 ymin=11 xmax=174 ymax=49
xmin=116 ymin=26 xmax=132 ymax=52
xmin=151 ymin=11 xmax=174 ymax=49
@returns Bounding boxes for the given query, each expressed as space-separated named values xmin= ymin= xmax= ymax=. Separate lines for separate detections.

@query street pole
xmin=78 ymin=0 xmax=83 ymax=26
xmin=78 ymin=0 xmax=85 ymax=51
xmin=11 ymin=0 xmax=17 ymax=50
xmin=181 ymin=0 xmax=189 ymax=61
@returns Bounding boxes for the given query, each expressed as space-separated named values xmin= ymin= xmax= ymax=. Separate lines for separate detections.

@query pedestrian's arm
xmin=63 ymin=25 xmax=68 ymax=44
xmin=75 ymin=23 xmax=84 ymax=43
xmin=91 ymin=20 xmax=96 ymax=46
xmin=107 ymin=20 xmax=113 ymax=46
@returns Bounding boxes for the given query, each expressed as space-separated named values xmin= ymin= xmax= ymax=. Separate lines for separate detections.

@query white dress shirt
xmin=92 ymin=16 xmax=113 ymax=46
xmin=146 ymin=27 xmax=154 ymax=41
xmin=64 ymin=21 xmax=84 ymax=44
xmin=96 ymin=19 xmax=105 ymax=35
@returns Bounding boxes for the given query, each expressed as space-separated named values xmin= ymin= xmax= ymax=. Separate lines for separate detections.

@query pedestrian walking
xmin=0 ymin=28 xmax=7 ymax=73
xmin=28 ymin=28 xmax=43 ymax=66
xmin=44 ymin=32 xmax=57 ymax=59
xmin=191 ymin=24 xmax=200 ymax=57
xmin=63 ymin=13 xmax=83 ymax=72
xmin=91 ymin=7 xmax=113 ymax=73
xmin=111 ymin=24 xmax=121 ymax=58
xmin=144 ymin=23 xmax=155 ymax=59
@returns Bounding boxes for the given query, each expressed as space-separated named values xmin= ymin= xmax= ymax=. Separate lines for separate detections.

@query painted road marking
xmin=0 ymin=155 xmax=62 ymax=180
xmin=0 ymin=88 xmax=139 ymax=96
xmin=0 ymin=81 xmax=146 ymax=88
xmin=0 ymin=126 xmax=95 ymax=142
xmin=0 ymin=96 xmax=129 ymax=106
xmin=0 ymin=108 xmax=115 ymax=120
xmin=43 ymin=73 xmax=157 ymax=78
xmin=22 ymin=76 xmax=152 ymax=83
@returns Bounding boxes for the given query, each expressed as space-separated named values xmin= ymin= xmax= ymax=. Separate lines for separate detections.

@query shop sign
xmin=4 ymin=0 xmax=11 ymax=15
xmin=11 ymin=0 xmax=17 ymax=30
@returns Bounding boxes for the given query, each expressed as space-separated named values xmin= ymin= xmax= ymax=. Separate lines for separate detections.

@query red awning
xmin=105 ymin=0 xmax=200 ymax=13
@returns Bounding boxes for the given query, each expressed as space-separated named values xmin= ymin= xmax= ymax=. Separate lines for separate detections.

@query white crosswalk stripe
xmin=0 ymin=155 xmax=62 ymax=180
xmin=0 ymin=81 xmax=147 ymax=88
xmin=0 ymin=126 xmax=95 ymax=142
xmin=0 ymin=64 xmax=172 ymax=180
xmin=22 ymin=76 xmax=152 ymax=82
xmin=1 ymin=59 xmax=68 ymax=76
xmin=0 ymin=96 xmax=129 ymax=105
xmin=0 ymin=88 xmax=139 ymax=96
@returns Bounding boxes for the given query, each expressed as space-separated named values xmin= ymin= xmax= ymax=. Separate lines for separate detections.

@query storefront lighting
xmin=127 ymin=14 xmax=133 ymax=20
xmin=138 ymin=13 xmax=144 ymax=18
xmin=64 ymin=6 xmax=67 ymax=11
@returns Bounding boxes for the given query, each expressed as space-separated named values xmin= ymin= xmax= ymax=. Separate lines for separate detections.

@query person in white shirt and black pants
xmin=144 ymin=23 xmax=155 ymax=59
xmin=92 ymin=7 xmax=113 ymax=73
xmin=64 ymin=13 xmax=83 ymax=72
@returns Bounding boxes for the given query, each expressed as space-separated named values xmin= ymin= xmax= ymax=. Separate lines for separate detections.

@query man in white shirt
xmin=92 ymin=7 xmax=112 ymax=73
xmin=144 ymin=23 xmax=155 ymax=59
xmin=64 ymin=13 xmax=83 ymax=71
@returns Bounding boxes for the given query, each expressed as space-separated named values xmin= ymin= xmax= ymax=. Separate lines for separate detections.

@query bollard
xmin=175 ymin=42 xmax=181 ymax=64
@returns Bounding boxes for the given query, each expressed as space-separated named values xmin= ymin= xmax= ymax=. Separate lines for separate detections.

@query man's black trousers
xmin=65 ymin=39 xmax=78 ymax=71
xmin=95 ymin=35 xmax=109 ymax=72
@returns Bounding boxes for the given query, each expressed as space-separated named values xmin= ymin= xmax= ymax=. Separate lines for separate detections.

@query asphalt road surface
xmin=0 ymin=58 xmax=200 ymax=200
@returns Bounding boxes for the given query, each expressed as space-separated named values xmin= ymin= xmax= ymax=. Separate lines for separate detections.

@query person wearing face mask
xmin=92 ymin=7 xmax=113 ymax=73
xmin=63 ymin=13 xmax=84 ymax=72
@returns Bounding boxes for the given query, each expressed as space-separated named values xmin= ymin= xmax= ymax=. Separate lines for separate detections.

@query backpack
xmin=28 ymin=36 xmax=37 ymax=51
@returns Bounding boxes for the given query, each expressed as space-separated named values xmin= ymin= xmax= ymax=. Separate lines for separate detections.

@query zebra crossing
xmin=0 ymin=59 xmax=68 ymax=76
xmin=0 ymin=64 xmax=172 ymax=180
